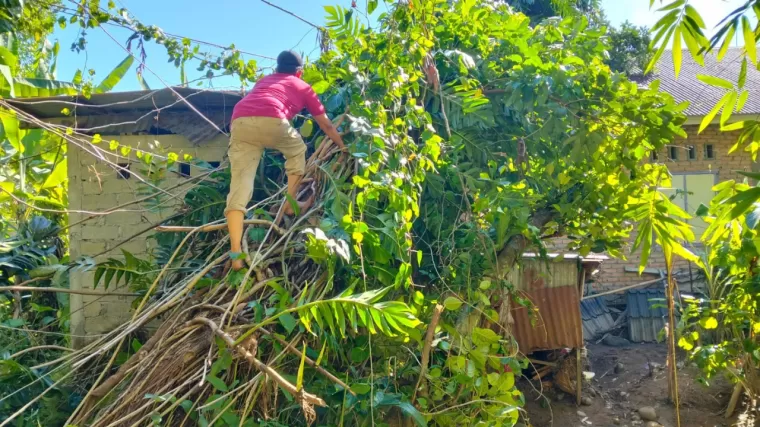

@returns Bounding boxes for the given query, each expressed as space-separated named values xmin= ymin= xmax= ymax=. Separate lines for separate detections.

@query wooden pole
xmin=576 ymin=347 xmax=582 ymax=406
xmin=665 ymin=257 xmax=681 ymax=427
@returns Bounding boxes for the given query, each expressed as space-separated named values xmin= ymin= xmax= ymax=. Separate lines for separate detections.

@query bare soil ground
xmin=519 ymin=343 xmax=755 ymax=427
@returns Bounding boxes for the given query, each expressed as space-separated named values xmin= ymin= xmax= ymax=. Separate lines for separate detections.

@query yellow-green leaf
xmin=443 ymin=296 xmax=463 ymax=311
xmin=296 ymin=342 xmax=307 ymax=391
xmin=678 ymin=336 xmax=694 ymax=351
xmin=699 ymin=316 xmax=718 ymax=330
xmin=672 ymin=26 xmax=682 ymax=78
xmin=737 ymin=90 xmax=750 ymax=112
xmin=699 ymin=92 xmax=730 ymax=133
xmin=697 ymin=74 xmax=734 ymax=90
xmin=300 ymin=119 xmax=314 ymax=137
xmin=720 ymin=91 xmax=737 ymax=126
xmin=743 ymin=16 xmax=757 ymax=66
xmin=718 ymin=22 xmax=737 ymax=62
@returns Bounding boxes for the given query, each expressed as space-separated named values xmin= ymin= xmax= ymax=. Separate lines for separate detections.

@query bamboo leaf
xmin=296 ymin=343 xmax=307 ymax=392
xmin=699 ymin=92 xmax=730 ymax=133
xmin=743 ymin=16 xmax=757 ymax=65
xmin=727 ymin=187 xmax=760 ymax=219
xmin=697 ymin=74 xmax=734 ymax=90
xmin=720 ymin=91 xmax=737 ymax=126
xmin=737 ymin=90 xmax=750 ymax=112
xmin=717 ymin=21 xmax=737 ymax=61
xmin=673 ymin=26 xmax=682 ymax=78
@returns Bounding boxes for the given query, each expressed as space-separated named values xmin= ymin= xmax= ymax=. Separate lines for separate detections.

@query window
xmin=650 ymin=151 xmax=659 ymax=162
xmin=668 ymin=146 xmax=678 ymax=161
xmin=179 ymin=163 xmax=191 ymax=177
xmin=688 ymin=145 xmax=696 ymax=160
xmin=705 ymin=144 xmax=715 ymax=159
xmin=117 ymin=163 xmax=131 ymax=179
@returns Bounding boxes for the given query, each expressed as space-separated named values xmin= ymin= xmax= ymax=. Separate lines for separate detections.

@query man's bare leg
xmin=283 ymin=174 xmax=313 ymax=215
xmin=225 ymin=210 xmax=245 ymax=270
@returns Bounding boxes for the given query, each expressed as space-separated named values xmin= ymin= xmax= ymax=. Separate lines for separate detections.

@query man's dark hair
xmin=276 ymin=50 xmax=304 ymax=74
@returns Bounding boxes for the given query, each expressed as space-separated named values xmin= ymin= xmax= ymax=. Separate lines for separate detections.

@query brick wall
xmin=551 ymin=123 xmax=753 ymax=296
xmin=68 ymin=134 xmax=227 ymax=346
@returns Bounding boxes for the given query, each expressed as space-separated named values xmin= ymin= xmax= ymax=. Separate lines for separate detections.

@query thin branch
xmin=191 ymin=317 xmax=327 ymax=408
xmin=412 ymin=304 xmax=443 ymax=404
xmin=155 ymin=219 xmax=285 ymax=235
xmin=260 ymin=328 xmax=357 ymax=396
xmin=0 ymin=286 xmax=139 ymax=297
xmin=9 ymin=345 xmax=74 ymax=359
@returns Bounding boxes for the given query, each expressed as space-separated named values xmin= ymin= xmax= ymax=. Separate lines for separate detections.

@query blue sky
xmin=50 ymin=0 xmax=747 ymax=92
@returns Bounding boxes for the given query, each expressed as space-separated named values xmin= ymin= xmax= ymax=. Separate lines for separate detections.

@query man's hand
xmin=314 ymin=114 xmax=346 ymax=149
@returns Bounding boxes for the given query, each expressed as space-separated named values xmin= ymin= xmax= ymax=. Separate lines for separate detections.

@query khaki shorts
xmin=225 ymin=116 xmax=306 ymax=214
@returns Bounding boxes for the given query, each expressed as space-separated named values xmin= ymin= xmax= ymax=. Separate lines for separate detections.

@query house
xmin=581 ymin=47 xmax=760 ymax=298
xmin=8 ymin=88 xmax=240 ymax=345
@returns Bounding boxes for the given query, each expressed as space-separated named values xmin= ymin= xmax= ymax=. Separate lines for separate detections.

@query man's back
xmin=232 ymin=73 xmax=324 ymax=122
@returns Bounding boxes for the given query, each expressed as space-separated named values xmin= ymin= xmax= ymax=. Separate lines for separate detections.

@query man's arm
xmin=313 ymin=114 xmax=345 ymax=149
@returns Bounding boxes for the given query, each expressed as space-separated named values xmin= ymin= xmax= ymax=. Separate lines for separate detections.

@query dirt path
xmin=519 ymin=343 xmax=743 ymax=427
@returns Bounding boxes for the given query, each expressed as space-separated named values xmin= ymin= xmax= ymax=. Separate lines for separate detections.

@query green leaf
xmin=726 ymin=187 xmax=760 ymax=219
xmin=697 ymin=74 xmax=734 ymax=90
xmin=395 ymin=402 xmax=427 ymax=427
xmin=279 ymin=313 xmax=298 ymax=333
xmin=678 ymin=336 xmax=694 ymax=351
xmin=699 ymin=92 xmax=731 ymax=133
xmin=137 ymin=72 xmax=151 ymax=90
xmin=206 ymin=375 xmax=228 ymax=392
xmin=296 ymin=343 xmax=307 ymax=391
xmin=443 ymin=296 xmax=462 ymax=311
xmin=0 ymin=64 xmax=14 ymax=97
xmin=41 ymin=161 xmax=67 ymax=189
xmin=684 ymin=4 xmax=706 ymax=28
xmin=720 ymin=91 xmax=737 ymax=126
xmin=95 ymin=55 xmax=135 ymax=94
xmin=657 ymin=0 xmax=685 ymax=12
xmin=0 ymin=111 xmax=20 ymax=153
xmin=312 ymin=80 xmax=329 ymax=95
xmin=738 ymin=170 xmax=760 ymax=180
xmin=717 ymin=22 xmax=737 ymax=61
xmin=739 ymin=57 xmax=748 ymax=89
xmin=743 ymin=16 xmax=757 ymax=66
xmin=699 ymin=316 xmax=718 ymax=330
xmin=737 ymin=90 xmax=750 ymax=112
xmin=368 ymin=0 xmax=378 ymax=14
xmin=14 ymin=77 xmax=77 ymax=97
xmin=672 ymin=26 xmax=682 ymax=78
xmin=299 ymin=119 xmax=314 ymax=137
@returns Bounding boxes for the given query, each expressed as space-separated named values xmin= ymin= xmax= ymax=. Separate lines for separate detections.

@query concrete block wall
xmin=68 ymin=133 xmax=228 ymax=346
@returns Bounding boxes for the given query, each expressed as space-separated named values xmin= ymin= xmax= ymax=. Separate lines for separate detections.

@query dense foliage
xmin=0 ymin=0 xmax=718 ymax=426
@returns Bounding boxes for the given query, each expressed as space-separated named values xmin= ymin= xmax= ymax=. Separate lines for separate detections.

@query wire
xmin=259 ymin=0 xmax=322 ymax=29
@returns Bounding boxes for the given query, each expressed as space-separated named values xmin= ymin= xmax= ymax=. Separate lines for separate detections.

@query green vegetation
xmin=1 ymin=0 xmax=759 ymax=426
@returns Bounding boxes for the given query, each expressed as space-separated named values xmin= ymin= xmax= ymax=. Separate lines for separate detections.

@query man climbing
xmin=225 ymin=50 xmax=345 ymax=270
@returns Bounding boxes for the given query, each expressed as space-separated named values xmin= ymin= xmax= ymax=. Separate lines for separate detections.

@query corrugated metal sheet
xmin=627 ymin=290 xmax=670 ymax=343
xmin=507 ymin=259 xmax=580 ymax=291
xmin=581 ymin=298 xmax=615 ymax=341
xmin=41 ymin=110 xmax=232 ymax=145
xmin=511 ymin=285 xmax=583 ymax=353
xmin=9 ymin=87 xmax=241 ymax=145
